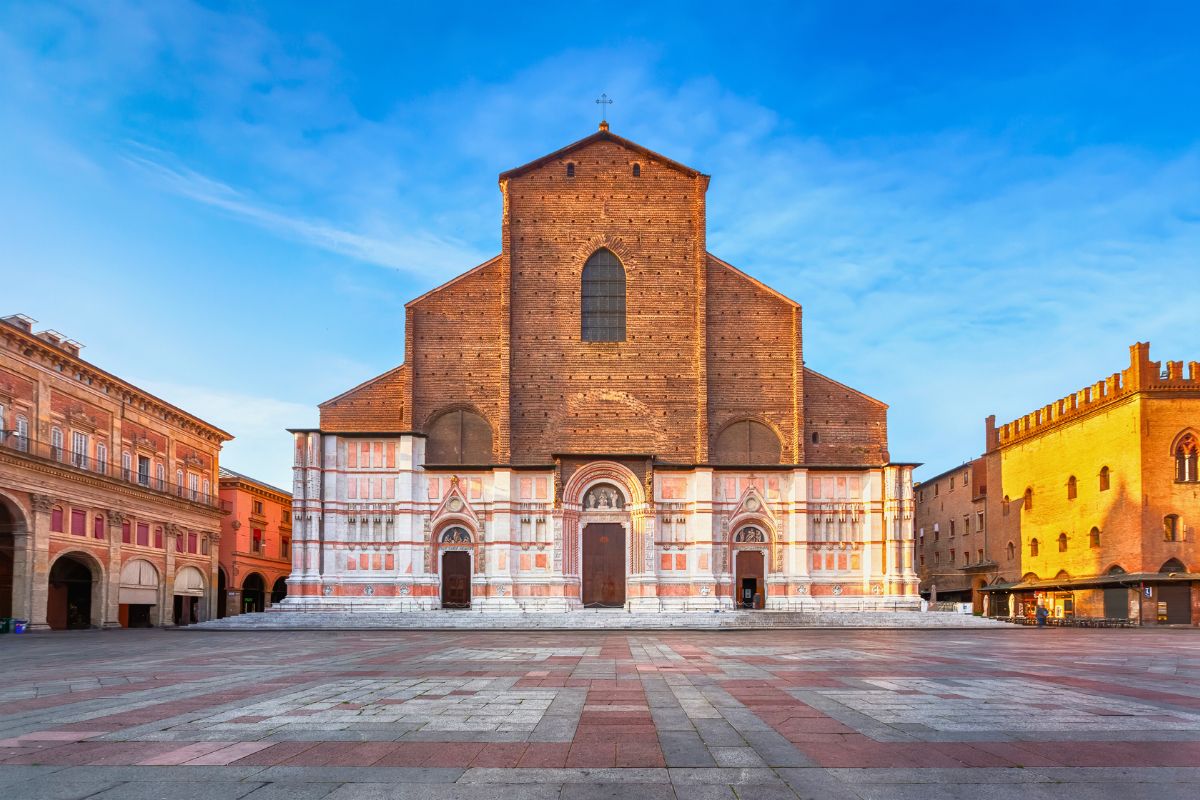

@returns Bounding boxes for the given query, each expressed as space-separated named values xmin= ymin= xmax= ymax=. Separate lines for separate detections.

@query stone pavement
xmin=1 ymin=628 xmax=1199 ymax=798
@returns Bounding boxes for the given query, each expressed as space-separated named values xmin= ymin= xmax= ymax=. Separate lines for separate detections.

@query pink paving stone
xmin=469 ymin=743 xmax=529 ymax=768
xmin=185 ymin=742 xmax=275 ymax=765
xmin=18 ymin=730 xmax=107 ymax=741
xmin=138 ymin=742 xmax=233 ymax=766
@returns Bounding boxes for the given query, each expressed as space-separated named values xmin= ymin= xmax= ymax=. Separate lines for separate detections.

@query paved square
xmin=2 ymin=627 xmax=1199 ymax=798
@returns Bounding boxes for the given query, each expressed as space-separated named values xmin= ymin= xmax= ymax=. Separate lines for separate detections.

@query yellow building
xmin=982 ymin=343 xmax=1200 ymax=625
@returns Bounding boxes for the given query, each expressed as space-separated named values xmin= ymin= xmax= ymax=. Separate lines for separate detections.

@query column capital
xmin=29 ymin=493 xmax=55 ymax=513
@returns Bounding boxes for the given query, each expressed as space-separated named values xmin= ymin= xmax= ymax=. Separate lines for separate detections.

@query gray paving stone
xmin=693 ymin=718 xmax=745 ymax=746
xmin=0 ymin=779 xmax=123 ymax=800
xmin=86 ymin=782 xmax=265 ymax=800
xmin=667 ymin=768 xmax=784 ymax=785
xmin=460 ymin=768 xmax=669 ymax=783
xmin=325 ymin=784 xmax=562 ymax=800
xmin=242 ymin=783 xmax=343 ymax=799
xmin=253 ymin=767 xmax=463 ymax=783
xmin=0 ymin=766 xmax=66 ymax=786
xmin=709 ymin=746 xmax=766 ymax=767
xmin=658 ymin=730 xmax=716 ymax=767
xmin=559 ymin=783 xmax=676 ymax=800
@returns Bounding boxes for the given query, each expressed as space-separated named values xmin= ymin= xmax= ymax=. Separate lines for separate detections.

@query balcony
xmin=0 ymin=430 xmax=229 ymax=512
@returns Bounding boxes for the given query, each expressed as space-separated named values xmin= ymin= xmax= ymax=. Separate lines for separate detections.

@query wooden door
xmin=582 ymin=524 xmax=625 ymax=607
xmin=442 ymin=551 xmax=471 ymax=609
xmin=735 ymin=550 xmax=764 ymax=609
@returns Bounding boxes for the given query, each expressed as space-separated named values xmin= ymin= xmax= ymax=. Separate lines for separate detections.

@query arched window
xmin=51 ymin=426 xmax=63 ymax=461
xmin=50 ymin=505 xmax=64 ymax=532
xmin=15 ymin=415 xmax=29 ymax=451
xmin=1057 ymin=532 xmax=1068 ymax=552
xmin=566 ymin=162 xmax=575 ymax=178
xmin=1089 ymin=527 xmax=1100 ymax=548
xmin=1030 ymin=538 xmax=1039 ymax=557
xmin=811 ymin=431 xmax=820 ymax=444
xmin=632 ymin=163 xmax=641 ymax=177
xmin=714 ymin=419 xmax=782 ymax=465
xmin=1066 ymin=476 xmax=1077 ymax=500
xmin=1163 ymin=514 xmax=1180 ymax=542
xmin=93 ymin=515 xmax=105 ymax=540
xmin=1023 ymin=487 xmax=1033 ymax=511
xmin=1159 ymin=557 xmax=1186 ymax=574
xmin=1175 ymin=433 xmax=1198 ymax=482
xmin=1002 ymin=495 xmax=1010 ymax=516
xmin=1098 ymin=466 xmax=1110 ymax=491
xmin=1006 ymin=541 xmax=1015 ymax=560
xmin=426 ymin=409 xmax=493 ymax=464
xmin=581 ymin=249 xmax=626 ymax=342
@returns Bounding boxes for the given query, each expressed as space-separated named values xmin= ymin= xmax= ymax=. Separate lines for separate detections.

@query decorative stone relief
xmin=364 ymin=585 xmax=375 ymax=596
xmin=322 ymin=585 xmax=333 ymax=596
xmin=583 ymin=483 xmax=625 ymax=510
xmin=440 ymin=527 xmax=472 ymax=544
xmin=30 ymin=493 xmax=54 ymax=513
xmin=399 ymin=584 xmax=410 ymax=596
xmin=734 ymin=526 xmax=766 ymax=543
xmin=832 ymin=584 xmax=843 ymax=596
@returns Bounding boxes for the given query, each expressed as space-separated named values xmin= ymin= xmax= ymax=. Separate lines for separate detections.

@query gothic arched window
xmin=1057 ymin=532 xmax=1068 ymax=552
xmin=1023 ymin=487 xmax=1033 ymax=512
xmin=1030 ymin=538 xmax=1039 ymax=557
xmin=1175 ymin=433 xmax=1198 ymax=482
xmin=714 ymin=420 xmax=782 ymax=465
xmin=581 ymin=249 xmax=626 ymax=342
xmin=1099 ymin=465 xmax=1110 ymax=491
xmin=1066 ymin=476 xmax=1077 ymax=500
xmin=426 ymin=409 xmax=493 ymax=465
xmin=1089 ymin=527 xmax=1101 ymax=548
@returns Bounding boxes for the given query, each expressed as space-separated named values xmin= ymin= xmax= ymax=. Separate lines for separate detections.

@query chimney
xmin=1 ymin=314 xmax=35 ymax=333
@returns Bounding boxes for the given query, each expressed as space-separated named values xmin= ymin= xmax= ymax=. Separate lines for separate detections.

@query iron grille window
xmin=581 ymin=249 xmax=626 ymax=342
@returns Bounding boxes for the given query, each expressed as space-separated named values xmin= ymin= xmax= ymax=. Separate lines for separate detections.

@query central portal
xmin=735 ymin=550 xmax=765 ymax=609
xmin=441 ymin=551 xmax=471 ymax=609
xmin=582 ymin=523 xmax=625 ymax=608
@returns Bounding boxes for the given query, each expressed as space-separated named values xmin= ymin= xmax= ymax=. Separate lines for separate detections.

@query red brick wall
xmin=505 ymin=138 xmax=707 ymax=463
xmin=320 ymin=364 xmax=409 ymax=432
xmin=803 ymin=369 xmax=888 ymax=465
xmin=705 ymin=256 xmax=800 ymax=463
xmin=409 ymin=258 xmax=505 ymax=458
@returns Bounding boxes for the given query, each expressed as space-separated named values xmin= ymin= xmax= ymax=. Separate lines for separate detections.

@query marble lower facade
xmin=281 ymin=433 xmax=920 ymax=613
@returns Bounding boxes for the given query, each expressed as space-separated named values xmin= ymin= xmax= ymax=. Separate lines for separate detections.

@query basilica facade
xmin=285 ymin=124 xmax=918 ymax=612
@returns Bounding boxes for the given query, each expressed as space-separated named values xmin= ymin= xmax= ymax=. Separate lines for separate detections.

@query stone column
xmin=102 ymin=510 xmax=124 ymax=627
xmin=205 ymin=530 xmax=220 ymax=621
xmin=161 ymin=524 xmax=181 ymax=626
xmin=26 ymin=493 xmax=54 ymax=629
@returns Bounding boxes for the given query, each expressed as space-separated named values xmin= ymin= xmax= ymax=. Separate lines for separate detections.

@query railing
xmin=0 ymin=430 xmax=226 ymax=511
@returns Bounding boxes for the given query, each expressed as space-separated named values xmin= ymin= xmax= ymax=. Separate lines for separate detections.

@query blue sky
xmin=2 ymin=0 xmax=1198 ymax=488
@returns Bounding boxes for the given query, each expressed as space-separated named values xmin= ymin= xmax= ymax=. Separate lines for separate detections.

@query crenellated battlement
xmin=986 ymin=343 xmax=1200 ymax=451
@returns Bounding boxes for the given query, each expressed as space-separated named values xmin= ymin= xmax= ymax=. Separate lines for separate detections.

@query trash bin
xmin=0 ymin=618 xmax=11 ymax=634
xmin=12 ymin=620 xmax=27 ymax=634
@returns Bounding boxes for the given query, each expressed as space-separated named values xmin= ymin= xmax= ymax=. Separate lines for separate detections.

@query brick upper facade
xmin=320 ymin=125 xmax=887 ymax=468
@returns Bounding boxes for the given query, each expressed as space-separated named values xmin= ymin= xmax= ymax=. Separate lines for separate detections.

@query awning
xmin=980 ymin=572 xmax=1200 ymax=592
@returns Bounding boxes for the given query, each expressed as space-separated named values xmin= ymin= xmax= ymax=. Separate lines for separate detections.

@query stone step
xmin=189 ymin=609 xmax=1009 ymax=631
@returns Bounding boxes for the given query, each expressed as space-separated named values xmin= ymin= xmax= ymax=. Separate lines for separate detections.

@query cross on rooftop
xmin=595 ymin=93 xmax=612 ymax=122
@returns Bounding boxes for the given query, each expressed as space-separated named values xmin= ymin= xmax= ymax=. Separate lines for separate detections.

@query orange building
xmin=982 ymin=343 xmax=1200 ymax=624
xmin=217 ymin=468 xmax=292 ymax=617
xmin=0 ymin=314 xmax=230 ymax=629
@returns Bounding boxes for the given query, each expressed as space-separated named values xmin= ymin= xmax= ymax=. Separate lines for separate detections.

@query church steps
xmin=187 ymin=609 xmax=1007 ymax=631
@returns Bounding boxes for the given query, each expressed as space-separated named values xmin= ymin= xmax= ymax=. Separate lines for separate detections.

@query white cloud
xmin=122 ymin=149 xmax=488 ymax=276
xmin=132 ymin=379 xmax=313 ymax=489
